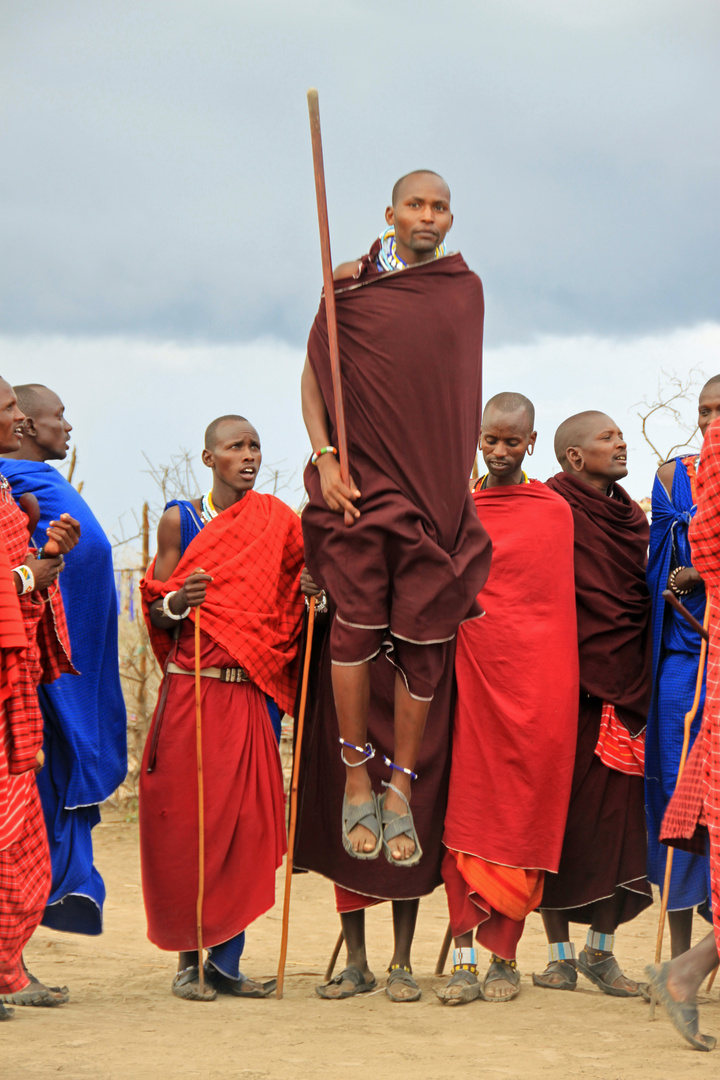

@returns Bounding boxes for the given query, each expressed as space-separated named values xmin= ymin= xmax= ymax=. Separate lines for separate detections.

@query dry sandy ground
xmin=2 ymin=817 xmax=718 ymax=1080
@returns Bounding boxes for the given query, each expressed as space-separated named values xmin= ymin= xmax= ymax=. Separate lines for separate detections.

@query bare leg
xmin=386 ymin=899 xmax=421 ymax=1001
xmin=178 ymin=950 xmax=198 ymax=972
xmin=534 ymin=910 xmax=576 ymax=986
xmin=331 ymin=662 xmax=375 ymax=853
xmin=383 ymin=674 xmax=431 ymax=860
xmin=666 ymin=932 xmax=719 ymax=1002
xmin=669 ymin=909 xmax=694 ymax=959
xmin=318 ymin=911 xmax=374 ymax=998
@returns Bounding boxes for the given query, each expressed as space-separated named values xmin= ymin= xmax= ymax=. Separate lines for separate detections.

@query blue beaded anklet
xmin=339 ymin=738 xmax=375 ymax=767
xmin=383 ymin=755 xmax=418 ymax=781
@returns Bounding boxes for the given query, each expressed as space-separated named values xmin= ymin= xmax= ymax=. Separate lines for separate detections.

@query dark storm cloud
xmin=0 ymin=0 xmax=718 ymax=347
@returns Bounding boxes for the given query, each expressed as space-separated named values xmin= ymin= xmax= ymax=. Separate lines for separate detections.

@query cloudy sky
xmin=1 ymin=1 xmax=718 ymax=543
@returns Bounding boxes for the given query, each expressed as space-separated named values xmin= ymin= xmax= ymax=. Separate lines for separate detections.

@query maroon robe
xmin=541 ymin=473 xmax=653 ymax=921
xmin=302 ymin=252 xmax=491 ymax=648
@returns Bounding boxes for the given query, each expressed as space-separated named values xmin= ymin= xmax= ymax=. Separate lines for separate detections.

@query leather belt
xmin=166 ymin=661 xmax=250 ymax=683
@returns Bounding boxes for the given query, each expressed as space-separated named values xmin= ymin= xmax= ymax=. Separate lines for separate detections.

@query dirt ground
xmin=2 ymin=816 xmax=718 ymax=1080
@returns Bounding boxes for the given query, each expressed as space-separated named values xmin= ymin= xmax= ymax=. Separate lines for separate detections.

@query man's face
xmin=25 ymin=390 xmax=72 ymax=460
xmin=571 ymin=415 xmax=628 ymax=483
xmin=698 ymin=385 xmax=720 ymax=438
xmin=0 ymin=380 xmax=25 ymax=454
xmin=385 ymin=174 xmax=453 ymax=265
xmin=203 ymin=421 xmax=262 ymax=495
xmin=480 ymin=407 xmax=536 ymax=481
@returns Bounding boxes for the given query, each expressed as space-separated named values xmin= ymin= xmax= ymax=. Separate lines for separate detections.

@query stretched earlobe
xmin=527 ymin=445 xmax=534 ymax=457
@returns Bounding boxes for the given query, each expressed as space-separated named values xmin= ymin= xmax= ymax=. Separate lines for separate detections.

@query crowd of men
xmin=0 ymin=169 xmax=718 ymax=1054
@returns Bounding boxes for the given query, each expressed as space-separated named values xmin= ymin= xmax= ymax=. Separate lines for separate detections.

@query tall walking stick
xmin=194 ymin=598 xmax=209 ymax=997
xmin=306 ymin=87 xmax=353 ymax=527
xmin=435 ymin=921 xmax=454 ymax=976
xmin=649 ymin=600 xmax=710 ymax=1020
xmin=277 ymin=596 xmax=317 ymax=998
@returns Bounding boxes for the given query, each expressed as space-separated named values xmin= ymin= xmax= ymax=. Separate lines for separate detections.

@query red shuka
xmin=662 ymin=418 xmax=720 ymax=954
xmin=444 ymin=481 xmax=578 ymax=871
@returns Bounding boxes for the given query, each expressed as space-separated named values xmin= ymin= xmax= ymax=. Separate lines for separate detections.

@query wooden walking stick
xmin=325 ymin=930 xmax=345 ymax=981
xmin=194 ymin=598 xmax=208 ymax=997
xmin=277 ymin=596 xmax=317 ymax=998
xmin=649 ymin=600 xmax=710 ymax=1020
xmin=306 ymin=87 xmax=353 ymax=528
xmin=435 ymin=921 xmax=454 ymax=976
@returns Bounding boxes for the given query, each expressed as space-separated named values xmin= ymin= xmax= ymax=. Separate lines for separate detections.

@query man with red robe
xmin=647 ymin=417 xmax=720 ymax=1053
xmin=140 ymin=415 xmax=304 ymax=1002
xmin=533 ymin=411 xmax=652 ymax=997
xmin=297 ymin=172 xmax=491 ymax=1002
xmin=439 ymin=393 xmax=578 ymax=1005
xmin=0 ymin=377 xmax=79 ymax=1010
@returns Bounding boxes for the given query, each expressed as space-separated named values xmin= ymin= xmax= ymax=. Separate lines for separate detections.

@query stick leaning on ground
xmin=649 ymin=599 xmax=710 ymax=1020
xmin=277 ymin=596 xmax=317 ymax=999
xmin=194 ymin=598 xmax=208 ymax=998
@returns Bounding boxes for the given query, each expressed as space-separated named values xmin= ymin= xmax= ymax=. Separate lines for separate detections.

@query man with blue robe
xmin=645 ymin=376 xmax=720 ymax=956
xmin=0 ymin=384 xmax=127 ymax=936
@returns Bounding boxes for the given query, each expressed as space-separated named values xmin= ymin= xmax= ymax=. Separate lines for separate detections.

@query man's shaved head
xmin=554 ymin=411 xmax=611 ymax=467
xmin=701 ymin=375 xmax=720 ymax=395
xmin=204 ymin=414 xmax=251 ymax=450
xmin=13 ymin=383 xmax=48 ymax=419
xmin=483 ymin=392 xmax=535 ymax=430
xmin=391 ymin=170 xmax=450 ymax=207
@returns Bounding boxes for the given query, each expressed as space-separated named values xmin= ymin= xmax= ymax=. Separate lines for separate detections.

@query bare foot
xmin=382 ymin=782 xmax=415 ymax=861
xmin=482 ymin=959 xmax=520 ymax=1001
xmin=344 ymin=774 xmax=378 ymax=855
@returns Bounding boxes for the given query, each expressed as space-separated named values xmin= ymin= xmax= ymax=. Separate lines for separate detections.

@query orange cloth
xmin=450 ymin=851 xmax=544 ymax=922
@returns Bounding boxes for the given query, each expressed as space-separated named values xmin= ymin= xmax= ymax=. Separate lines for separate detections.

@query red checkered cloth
xmin=141 ymin=491 xmax=305 ymax=716
xmin=661 ymin=418 xmax=720 ymax=953
xmin=595 ymin=702 xmax=645 ymax=776
xmin=0 ymin=783 xmax=51 ymax=993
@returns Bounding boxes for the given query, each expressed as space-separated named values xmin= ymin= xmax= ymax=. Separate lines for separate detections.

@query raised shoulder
xmin=333 ymin=259 xmax=362 ymax=281
xmin=657 ymin=459 xmax=677 ymax=498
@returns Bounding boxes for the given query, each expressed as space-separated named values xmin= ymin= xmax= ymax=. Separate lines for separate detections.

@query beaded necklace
xmin=200 ymin=490 xmax=220 ymax=523
xmin=376 ymin=225 xmax=445 ymax=273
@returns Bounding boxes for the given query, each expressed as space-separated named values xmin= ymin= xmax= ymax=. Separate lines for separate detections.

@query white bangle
xmin=13 ymin=564 xmax=35 ymax=595
xmin=162 ymin=591 xmax=191 ymax=621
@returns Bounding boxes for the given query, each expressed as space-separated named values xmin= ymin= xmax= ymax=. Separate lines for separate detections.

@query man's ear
xmin=385 ymin=204 xmax=394 ymax=226
xmin=21 ymin=417 xmax=36 ymax=438
xmin=527 ymin=430 xmax=538 ymax=456
xmin=201 ymin=448 xmax=213 ymax=469
xmin=565 ymin=445 xmax=584 ymax=473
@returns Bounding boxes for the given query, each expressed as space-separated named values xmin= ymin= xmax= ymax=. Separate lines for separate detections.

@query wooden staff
xmin=325 ymin=930 xmax=345 ymax=981
xmin=649 ymin=600 xmax=710 ymax=1020
xmin=306 ymin=87 xmax=353 ymax=527
xmin=435 ymin=921 xmax=453 ymax=976
xmin=277 ymin=596 xmax=317 ymax=999
xmin=194 ymin=600 xmax=207 ymax=996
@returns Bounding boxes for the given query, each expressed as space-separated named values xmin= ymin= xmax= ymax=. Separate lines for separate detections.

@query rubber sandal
xmin=481 ymin=957 xmax=521 ymax=1002
xmin=436 ymin=966 xmax=480 ymax=1006
xmin=316 ymin=965 xmax=377 ymax=999
xmin=646 ymin=963 xmax=717 ymax=1052
xmin=341 ymin=793 xmax=382 ymax=860
xmin=531 ymin=960 xmax=577 ymax=991
xmin=171 ymin=966 xmax=217 ymax=1002
xmin=204 ymin=964 xmax=275 ymax=997
xmin=379 ymin=782 xmax=423 ymax=868
xmin=577 ymin=948 xmax=647 ymax=998
xmin=386 ymin=965 xmax=421 ymax=1003
xmin=25 ymin=972 xmax=70 ymax=1004
xmin=0 ymin=980 xmax=61 ymax=1007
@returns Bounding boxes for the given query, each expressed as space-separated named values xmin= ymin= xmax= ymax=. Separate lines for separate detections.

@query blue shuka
xmin=0 ymin=459 xmax=128 ymax=934
xmin=645 ymin=456 xmax=712 ymax=916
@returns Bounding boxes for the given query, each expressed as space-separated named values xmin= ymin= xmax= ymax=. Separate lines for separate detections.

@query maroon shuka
xmin=302 ymin=252 xmax=491 ymax=648
xmin=293 ymin=605 xmax=455 ymax=901
xmin=541 ymin=473 xmax=653 ymax=921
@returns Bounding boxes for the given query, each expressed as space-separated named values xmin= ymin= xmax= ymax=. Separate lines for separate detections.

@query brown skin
xmin=0 ymin=379 xmax=78 ymax=596
xmin=6 ymin=387 xmax=72 ymax=462
xmin=660 ymin=931 xmax=719 ymax=1050
xmin=560 ymin=413 xmax=628 ymax=495
xmin=480 ymin=405 xmax=537 ymax=487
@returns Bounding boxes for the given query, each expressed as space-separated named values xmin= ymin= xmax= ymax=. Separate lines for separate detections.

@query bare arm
xmin=149 ymin=506 xmax=212 ymax=629
xmin=657 ymin=460 xmax=703 ymax=592
xmin=301 ymin=355 xmax=360 ymax=520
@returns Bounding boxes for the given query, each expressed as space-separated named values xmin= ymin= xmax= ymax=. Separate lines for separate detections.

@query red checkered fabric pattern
xmin=661 ymin=419 xmax=720 ymax=953
xmin=0 ymin=783 xmax=51 ymax=993
xmin=142 ymin=491 xmax=305 ymax=715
